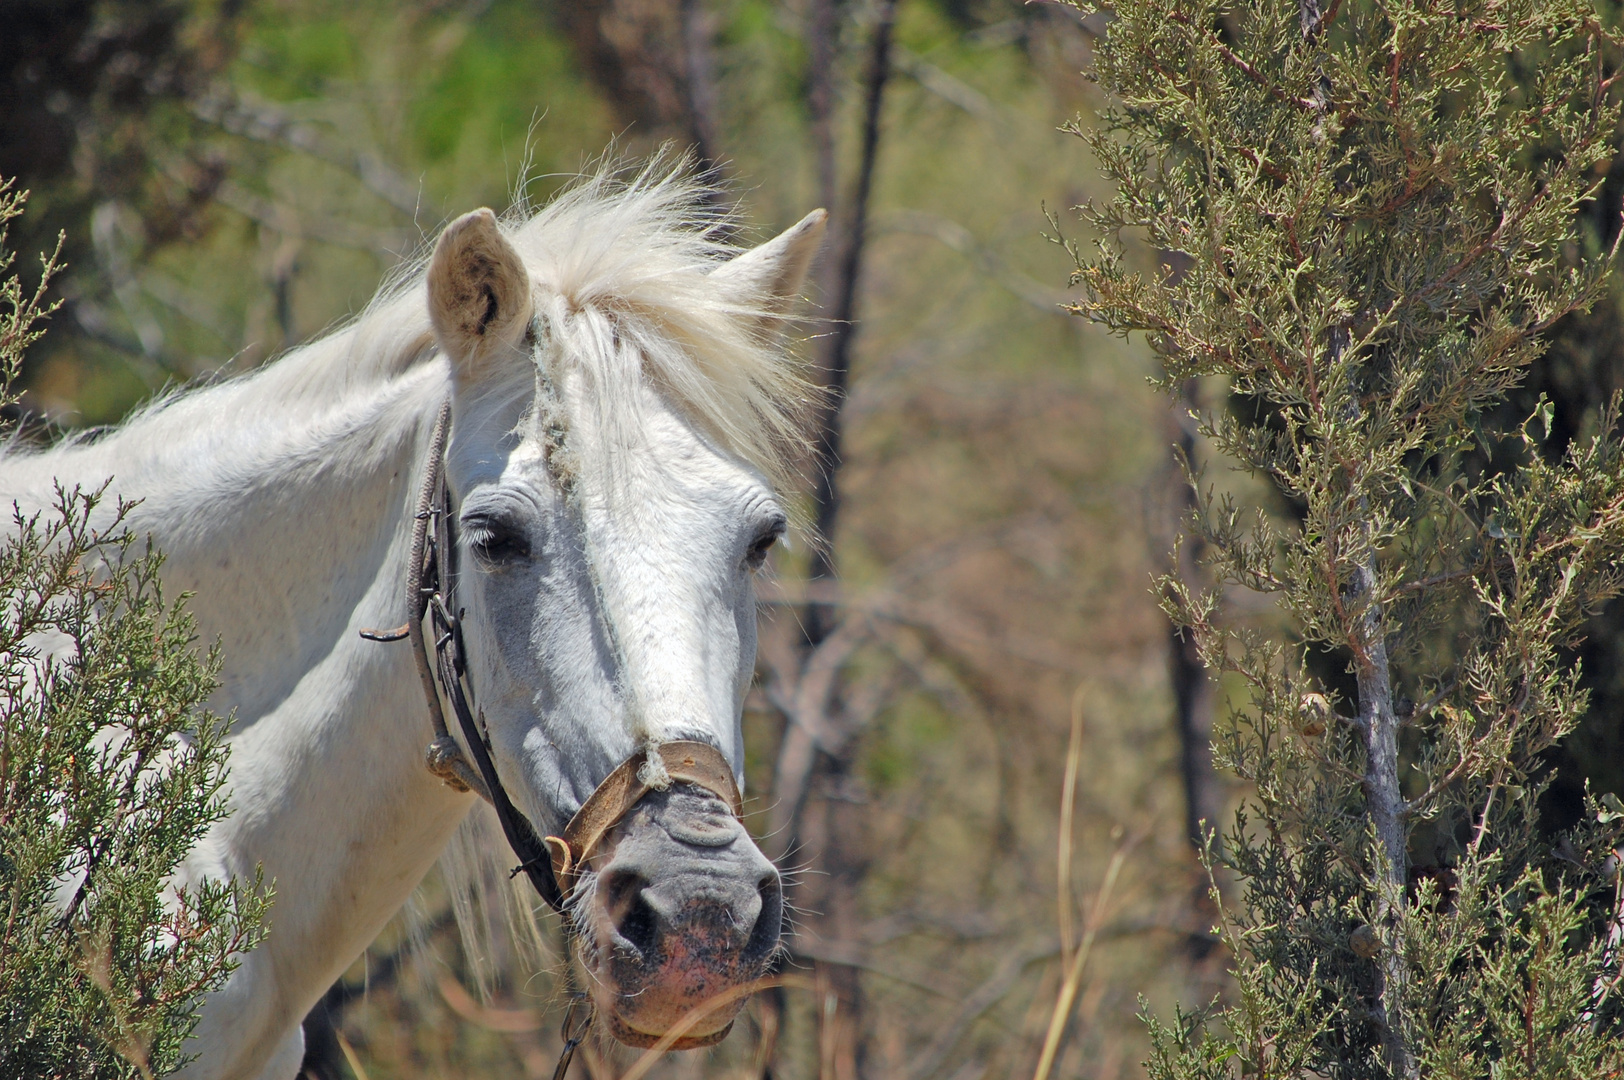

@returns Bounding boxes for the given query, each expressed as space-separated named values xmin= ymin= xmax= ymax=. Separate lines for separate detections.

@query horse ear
xmin=712 ymin=209 xmax=827 ymax=331
xmin=427 ymin=208 xmax=532 ymax=378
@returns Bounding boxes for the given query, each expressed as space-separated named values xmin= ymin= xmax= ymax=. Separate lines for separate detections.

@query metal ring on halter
xmin=552 ymin=986 xmax=595 ymax=1080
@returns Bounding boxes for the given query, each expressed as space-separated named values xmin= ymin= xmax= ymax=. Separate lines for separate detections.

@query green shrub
xmin=0 ymin=180 xmax=268 ymax=1080
xmin=1061 ymin=2 xmax=1624 ymax=1076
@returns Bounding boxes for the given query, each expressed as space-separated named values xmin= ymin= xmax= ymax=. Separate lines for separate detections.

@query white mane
xmin=15 ymin=156 xmax=810 ymax=500
xmin=352 ymin=155 xmax=812 ymax=491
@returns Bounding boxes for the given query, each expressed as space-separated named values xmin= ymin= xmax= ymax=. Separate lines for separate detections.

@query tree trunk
xmin=769 ymin=4 xmax=897 ymax=1077
xmin=805 ymin=0 xmax=894 ymax=602
xmin=677 ymin=0 xmax=723 ymax=181
xmin=797 ymin=758 xmax=869 ymax=1080
xmin=807 ymin=0 xmax=840 ymax=217
xmin=1352 ymin=558 xmax=1415 ymax=1079
xmin=1165 ymin=384 xmax=1218 ymax=853
xmin=1296 ymin=4 xmax=1415 ymax=1066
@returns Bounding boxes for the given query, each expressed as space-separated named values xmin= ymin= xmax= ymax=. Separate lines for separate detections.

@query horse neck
xmin=19 ymin=340 xmax=442 ymax=720
xmin=10 ymin=340 xmax=477 ymax=1016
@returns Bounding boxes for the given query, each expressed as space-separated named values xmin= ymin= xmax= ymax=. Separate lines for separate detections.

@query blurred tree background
xmin=4 ymin=1 xmax=1621 ymax=1079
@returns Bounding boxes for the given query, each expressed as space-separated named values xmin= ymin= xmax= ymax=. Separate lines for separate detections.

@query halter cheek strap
xmin=360 ymin=400 xmax=743 ymax=916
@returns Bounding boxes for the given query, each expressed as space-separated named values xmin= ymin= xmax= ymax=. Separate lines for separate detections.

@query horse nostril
xmin=602 ymin=870 xmax=660 ymax=962
xmin=743 ymin=873 xmax=784 ymax=965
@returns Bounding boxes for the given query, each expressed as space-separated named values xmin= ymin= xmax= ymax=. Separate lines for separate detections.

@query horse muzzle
xmin=578 ymin=784 xmax=783 ymax=1049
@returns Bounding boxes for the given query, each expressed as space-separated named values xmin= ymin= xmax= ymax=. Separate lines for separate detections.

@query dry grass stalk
xmin=1031 ymin=849 xmax=1125 ymax=1080
xmin=436 ymin=973 xmax=544 ymax=1032
xmin=336 ymin=1032 xmax=372 ymax=1080
xmin=1031 ymin=697 xmax=1126 ymax=1080
xmin=1057 ymin=684 xmax=1087 ymax=965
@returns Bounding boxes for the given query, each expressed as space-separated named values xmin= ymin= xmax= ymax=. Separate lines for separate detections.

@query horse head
xmin=423 ymin=190 xmax=825 ymax=1048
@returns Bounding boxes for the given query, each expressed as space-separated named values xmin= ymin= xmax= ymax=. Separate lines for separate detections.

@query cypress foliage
xmin=1059 ymin=2 xmax=1624 ymax=1076
xmin=0 ymin=181 xmax=268 ymax=1079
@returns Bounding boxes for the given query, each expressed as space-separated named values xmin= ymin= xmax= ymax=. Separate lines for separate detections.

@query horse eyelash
xmin=744 ymin=534 xmax=777 ymax=569
xmin=465 ymin=518 xmax=531 ymax=562
xmin=745 ymin=518 xmax=787 ymax=570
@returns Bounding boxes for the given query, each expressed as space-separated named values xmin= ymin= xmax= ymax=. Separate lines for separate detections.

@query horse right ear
xmin=710 ymin=209 xmax=827 ymax=335
xmin=427 ymin=208 xmax=533 ymax=380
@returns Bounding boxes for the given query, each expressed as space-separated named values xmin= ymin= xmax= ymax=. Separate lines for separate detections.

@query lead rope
xmin=554 ymin=919 xmax=594 ymax=1080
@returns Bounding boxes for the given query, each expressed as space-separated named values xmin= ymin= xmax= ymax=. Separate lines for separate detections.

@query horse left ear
xmin=711 ymin=209 xmax=827 ymax=333
xmin=427 ymin=208 xmax=532 ymax=378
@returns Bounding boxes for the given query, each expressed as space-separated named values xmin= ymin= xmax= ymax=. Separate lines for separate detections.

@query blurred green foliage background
xmin=5 ymin=2 xmax=1623 ymax=1079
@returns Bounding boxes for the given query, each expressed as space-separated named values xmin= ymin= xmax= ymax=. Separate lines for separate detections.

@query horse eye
xmin=744 ymin=522 xmax=785 ymax=571
xmin=465 ymin=517 xmax=530 ymax=564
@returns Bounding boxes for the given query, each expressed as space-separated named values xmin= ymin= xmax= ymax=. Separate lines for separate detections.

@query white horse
xmin=2 ymin=161 xmax=826 ymax=1080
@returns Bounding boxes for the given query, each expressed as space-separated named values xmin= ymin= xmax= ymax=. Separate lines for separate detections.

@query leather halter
xmin=362 ymin=400 xmax=744 ymax=914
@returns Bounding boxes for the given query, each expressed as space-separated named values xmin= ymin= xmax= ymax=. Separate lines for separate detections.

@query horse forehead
xmin=550 ymin=384 xmax=767 ymax=500
xmin=618 ymin=406 xmax=761 ymax=489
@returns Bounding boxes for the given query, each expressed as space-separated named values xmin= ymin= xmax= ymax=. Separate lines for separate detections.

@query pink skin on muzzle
xmin=576 ymin=785 xmax=783 ymax=1048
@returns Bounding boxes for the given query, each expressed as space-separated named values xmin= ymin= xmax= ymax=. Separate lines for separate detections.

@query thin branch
xmin=805 ymin=0 xmax=897 ymax=605
xmin=189 ymin=92 xmax=421 ymax=216
xmin=907 ymin=942 xmax=1064 ymax=1080
xmin=878 ymin=210 xmax=1074 ymax=312
xmin=891 ymin=47 xmax=1007 ymax=127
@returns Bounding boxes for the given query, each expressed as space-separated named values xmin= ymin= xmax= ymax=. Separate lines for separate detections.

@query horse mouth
xmin=601 ymin=1009 xmax=739 ymax=1050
